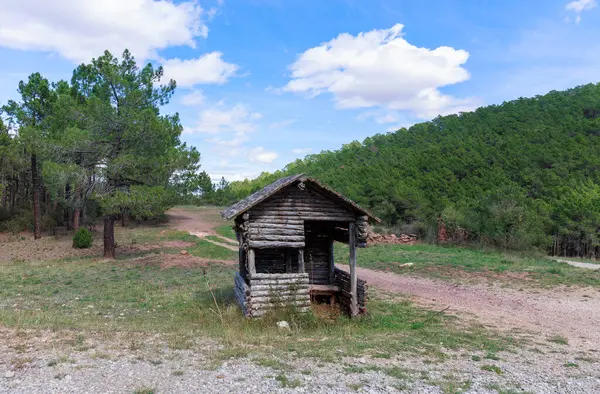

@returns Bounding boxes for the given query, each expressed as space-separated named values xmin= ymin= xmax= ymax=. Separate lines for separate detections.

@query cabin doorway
xmin=304 ymin=221 xmax=338 ymax=285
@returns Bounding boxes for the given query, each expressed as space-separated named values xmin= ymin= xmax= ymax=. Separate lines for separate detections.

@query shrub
xmin=73 ymin=228 xmax=93 ymax=249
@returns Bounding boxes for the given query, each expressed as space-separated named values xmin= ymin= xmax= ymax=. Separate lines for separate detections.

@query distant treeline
xmin=216 ymin=84 xmax=600 ymax=257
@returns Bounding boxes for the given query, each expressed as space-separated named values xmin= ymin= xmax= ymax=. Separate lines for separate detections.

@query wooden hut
xmin=221 ymin=174 xmax=380 ymax=317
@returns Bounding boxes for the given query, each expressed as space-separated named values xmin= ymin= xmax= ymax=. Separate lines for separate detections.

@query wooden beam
xmin=285 ymin=249 xmax=292 ymax=273
xmin=247 ymin=248 xmax=256 ymax=276
xmin=329 ymin=239 xmax=335 ymax=285
xmin=298 ymin=248 xmax=305 ymax=273
xmin=349 ymin=222 xmax=358 ymax=316
xmin=248 ymin=240 xmax=305 ymax=249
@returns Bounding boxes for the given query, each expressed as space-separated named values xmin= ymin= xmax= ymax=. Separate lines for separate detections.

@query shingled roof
xmin=221 ymin=174 xmax=380 ymax=222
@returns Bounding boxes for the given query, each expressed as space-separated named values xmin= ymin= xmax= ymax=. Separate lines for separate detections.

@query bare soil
xmin=166 ymin=207 xmax=238 ymax=251
xmin=338 ymin=264 xmax=600 ymax=350
xmin=166 ymin=206 xmax=225 ymax=237
xmin=166 ymin=206 xmax=600 ymax=350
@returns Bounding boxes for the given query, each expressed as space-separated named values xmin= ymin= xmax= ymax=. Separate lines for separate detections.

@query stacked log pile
xmin=234 ymin=272 xmax=310 ymax=317
xmin=367 ymin=232 xmax=417 ymax=245
xmin=333 ymin=268 xmax=368 ymax=314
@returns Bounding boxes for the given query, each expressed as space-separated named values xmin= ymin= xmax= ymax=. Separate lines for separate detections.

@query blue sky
xmin=1 ymin=0 xmax=599 ymax=181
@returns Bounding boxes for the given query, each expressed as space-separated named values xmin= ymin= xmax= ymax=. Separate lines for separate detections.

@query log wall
xmin=255 ymin=248 xmax=299 ymax=274
xmin=234 ymin=272 xmax=310 ymax=317
xmin=245 ymin=182 xmax=355 ymax=249
xmin=333 ymin=268 xmax=368 ymax=314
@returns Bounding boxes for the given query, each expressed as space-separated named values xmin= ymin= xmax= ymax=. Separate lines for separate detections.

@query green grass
xmin=0 ymin=221 xmax=519 ymax=364
xmin=547 ymin=335 xmax=569 ymax=345
xmin=275 ymin=373 xmax=303 ymax=388
xmin=334 ymin=243 xmax=600 ymax=287
xmin=0 ymin=252 xmax=516 ymax=362
xmin=186 ymin=239 xmax=237 ymax=260
xmin=215 ymin=224 xmax=237 ymax=241
xmin=480 ymin=364 xmax=503 ymax=375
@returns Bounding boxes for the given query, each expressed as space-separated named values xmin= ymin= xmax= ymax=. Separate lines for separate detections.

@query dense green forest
xmin=219 ymin=84 xmax=600 ymax=257
xmin=0 ymin=50 xmax=214 ymax=258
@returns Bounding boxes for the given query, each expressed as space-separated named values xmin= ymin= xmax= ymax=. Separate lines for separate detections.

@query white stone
xmin=276 ymin=321 xmax=290 ymax=330
xmin=5 ymin=371 xmax=15 ymax=378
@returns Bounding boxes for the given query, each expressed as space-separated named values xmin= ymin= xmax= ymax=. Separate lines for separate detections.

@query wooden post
xmin=248 ymin=248 xmax=256 ymax=276
xmin=285 ymin=250 xmax=292 ymax=273
xmin=349 ymin=222 xmax=358 ymax=316
xmin=329 ymin=239 xmax=335 ymax=284
xmin=298 ymin=248 xmax=305 ymax=273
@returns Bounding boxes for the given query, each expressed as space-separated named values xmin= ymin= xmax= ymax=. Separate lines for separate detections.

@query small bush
xmin=73 ymin=228 xmax=93 ymax=249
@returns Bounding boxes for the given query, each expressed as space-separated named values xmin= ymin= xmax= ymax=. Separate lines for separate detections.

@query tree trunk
xmin=73 ymin=185 xmax=82 ymax=231
xmin=121 ymin=212 xmax=126 ymax=227
xmin=103 ymin=216 xmax=116 ymax=259
xmin=64 ymin=183 xmax=72 ymax=231
xmin=1 ymin=181 xmax=6 ymax=212
xmin=73 ymin=208 xmax=80 ymax=232
xmin=11 ymin=176 xmax=18 ymax=212
xmin=31 ymin=155 xmax=41 ymax=239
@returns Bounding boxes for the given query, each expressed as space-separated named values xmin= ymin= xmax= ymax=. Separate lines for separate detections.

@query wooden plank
xmin=298 ymin=248 xmax=305 ymax=273
xmin=251 ymin=273 xmax=309 ymax=279
xmin=248 ymin=240 xmax=305 ymax=249
xmin=349 ymin=222 xmax=358 ymax=316
xmin=329 ymin=239 xmax=335 ymax=285
xmin=247 ymin=249 xmax=256 ymax=275
xmin=249 ymin=284 xmax=310 ymax=292
xmin=251 ymin=214 xmax=355 ymax=221
xmin=248 ymin=235 xmax=305 ymax=242
xmin=248 ymin=228 xmax=304 ymax=235
xmin=248 ymin=217 xmax=304 ymax=224
xmin=247 ymin=223 xmax=304 ymax=230
xmin=250 ymin=289 xmax=310 ymax=297
xmin=250 ymin=278 xmax=309 ymax=286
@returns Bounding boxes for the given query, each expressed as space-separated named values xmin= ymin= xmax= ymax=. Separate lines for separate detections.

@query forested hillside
xmin=223 ymin=84 xmax=600 ymax=257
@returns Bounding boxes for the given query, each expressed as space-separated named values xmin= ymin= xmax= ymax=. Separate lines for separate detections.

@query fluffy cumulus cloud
xmin=180 ymin=90 xmax=206 ymax=106
xmin=565 ymin=0 xmax=597 ymax=23
xmin=187 ymin=103 xmax=262 ymax=135
xmin=249 ymin=147 xmax=279 ymax=164
xmin=292 ymin=148 xmax=312 ymax=155
xmin=284 ymin=24 xmax=475 ymax=118
xmin=0 ymin=0 xmax=211 ymax=63
xmin=161 ymin=52 xmax=238 ymax=87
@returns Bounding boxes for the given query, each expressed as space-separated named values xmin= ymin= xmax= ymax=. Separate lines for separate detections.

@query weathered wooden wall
xmin=304 ymin=221 xmax=332 ymax=285
xmin=244 ymin=182 xmax=355 ymax=249
xmin=235 ymin=272 xmax=310 ymax=317
xmin=234 ymin=271 xmax=249 ymax=316
xmin=333 ymin=268 xmax=368 ymax=314
xmin=255 ymin=248 xmax=299 ymax=274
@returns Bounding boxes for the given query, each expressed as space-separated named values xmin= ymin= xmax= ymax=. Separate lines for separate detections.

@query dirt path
xmin=167 ymin=206 xmax=600 ymax=349
xmin=167 ymin=207 xmax=238 ymax=251
xmin=338 ymin=264 xmax=600 ymax=349
xmin=555 ymin=258 xmax=600 ymax=270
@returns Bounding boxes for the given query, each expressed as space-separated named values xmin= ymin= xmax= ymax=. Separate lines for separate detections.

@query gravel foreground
xmin=1 ymin=328 xmax=600 ymax=394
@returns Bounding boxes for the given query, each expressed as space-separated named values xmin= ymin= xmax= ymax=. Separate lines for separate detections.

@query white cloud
xmin=566 ymin=0 xmax=597 ymax=23
xmin=357 ymin=110 xmax=400 ymax=124
xmin=249 ymin=147 xmax=279 ymax=164
xmin=186 ymin=103 xmax=261 ymax=135
xmin=283 ymin=24 xmax=476 ymax=118
xmin=292 ymin=148 xmax=312 ymax=155
xmin=0 ymin=0 xmax=209 ymax=63
xmin=180 ymin=90 xmax=206 ymax=106
xmin=269 ymin=119 xmax=297 ymax=129
xmin=162 ymin=52 xmax=238 ymax=87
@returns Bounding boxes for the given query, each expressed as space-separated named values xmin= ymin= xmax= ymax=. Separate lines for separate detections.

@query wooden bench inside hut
xmin=221 ymin=174 xmax=380 ymax=317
